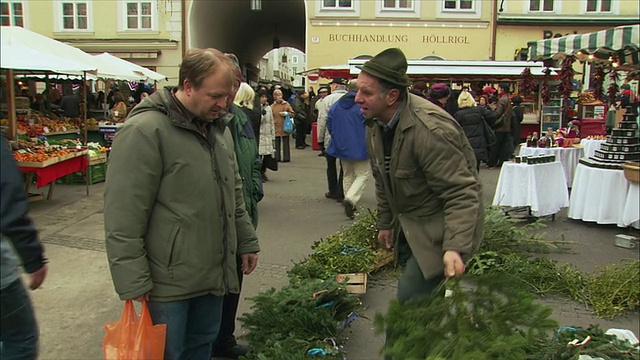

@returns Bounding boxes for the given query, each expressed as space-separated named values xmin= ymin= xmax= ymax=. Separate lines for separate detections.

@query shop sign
xmin=327 ymin=34 xmax=471 ymax=44
xmin=542 ymin=30 xmax=579 ymax=39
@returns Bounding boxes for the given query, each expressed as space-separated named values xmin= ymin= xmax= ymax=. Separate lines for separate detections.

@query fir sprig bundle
xmin=288 ymin=209 xmax=389 ymax=281
xmin=375 ymin=276 xmax=558 ymax=360
xmin=531 ymin=325 xmax=640 ymax=359
xmin=239 ymin=279 xmax=362 ymax=359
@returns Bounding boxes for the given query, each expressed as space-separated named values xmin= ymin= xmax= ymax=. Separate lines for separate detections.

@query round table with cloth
xmin=492 ymin=161 xmax=569 ymax=217
xmin=518 ymin=145 xmax=583 ymax=187
xmin=579 ymin=139 xmax=607 ymax=159
xmin=568 ymin=163 xmax=640 ymax=229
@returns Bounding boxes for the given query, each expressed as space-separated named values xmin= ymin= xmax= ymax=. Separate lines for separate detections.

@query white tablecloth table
xmin=579 ymin=139 xmax=607 ymax=159
xmin=568 ymin=163 xmax=640 ymax=229
xmin=518 ymin=146 xmax=584 ymax=187
xmin=492 ymin=161 xmax=570 ymax=217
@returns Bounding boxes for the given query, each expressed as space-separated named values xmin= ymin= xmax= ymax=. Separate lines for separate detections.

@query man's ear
xmin=182 ymin=80 xmax=193 ymax=96
xmin=386 ymin=88 xmax=400 ymax=106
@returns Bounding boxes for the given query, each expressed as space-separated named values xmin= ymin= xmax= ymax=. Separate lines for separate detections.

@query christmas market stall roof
xmin=298 ymin=65 xmax=349 ymax=79
xmin=347 ymin=60 xmax=555 ymax=81
xmin=527 ymin=24 xmax=639 ymax=70
xmin=1 ymin=26 xmax=97 ymax=74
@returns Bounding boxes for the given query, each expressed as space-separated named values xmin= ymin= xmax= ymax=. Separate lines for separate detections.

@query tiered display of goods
xmin=2 ymin=111 xmax=83 ymax=138
xmin=580 ymin=106 xmax=640 ymax=169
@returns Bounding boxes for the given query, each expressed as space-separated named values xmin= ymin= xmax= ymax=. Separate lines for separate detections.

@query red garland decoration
xmin=607 ymin=67 xmax=620 ymax=105
xmin=592 ymin=65 xmax=605 ymax=102
xmin=541 ymin=67 xmax=551 ymax=106
xmin=519 ymin=68 xmax=536 ymax=96
xmin=557 ymin=56 xmax=575 ymax=120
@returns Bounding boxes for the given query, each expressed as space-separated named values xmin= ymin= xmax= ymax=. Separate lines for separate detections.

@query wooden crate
xmin=89 ymin=153 xmax=108 ymax=165
xmin=369 ymin=250 xmax=396 ymax=272
xmin=336 ymin=273 xmax=367 ymax=294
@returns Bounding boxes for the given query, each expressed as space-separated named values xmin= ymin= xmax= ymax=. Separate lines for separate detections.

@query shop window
xmin=292 ymin=55 xmax=299 ymax=64
xmin=124 ymin=0 xmax=157 ymax=31
xmin=529 ymin=0 xmax=554 ymax=12
xmin=586 ymin=0 xmax=612 ymax=12
xmin=54 ymin=0 xmax=92 ymax=32
xmin=0 ymin=1 xmax=24 ymax=27
xmin=443 ymin=0 xmax=474 ymax=11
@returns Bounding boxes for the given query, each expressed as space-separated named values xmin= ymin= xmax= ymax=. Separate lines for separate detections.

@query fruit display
xmin=577 ymin=91 xmax=599 ymax=104
xmin=11 ymin=136 xmax=87 ymax=165
xmin=15 ymin=111 xmax=82 ymax=137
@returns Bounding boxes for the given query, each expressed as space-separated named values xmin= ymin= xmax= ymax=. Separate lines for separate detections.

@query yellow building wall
xmin=307 ymin=0 xmax=494 ymax=69
xmin=25 ymin=1 xmax=181 ymax=86
xmin=502 ymin=0 xmax=639 ymax=15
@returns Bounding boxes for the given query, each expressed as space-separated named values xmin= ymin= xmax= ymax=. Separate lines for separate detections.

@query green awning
xmin=527 ymin=24 xmax=639 ymax=68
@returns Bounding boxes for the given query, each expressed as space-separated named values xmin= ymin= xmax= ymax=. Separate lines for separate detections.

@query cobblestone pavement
xmin=24 ymin=143 xmax=639 ymax=359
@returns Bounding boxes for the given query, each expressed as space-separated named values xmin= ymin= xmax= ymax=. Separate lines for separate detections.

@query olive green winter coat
xmin=366 ymin=94 xmax=484 ymax=280
xmin=104 ymin=88 xmax=260 ymax=302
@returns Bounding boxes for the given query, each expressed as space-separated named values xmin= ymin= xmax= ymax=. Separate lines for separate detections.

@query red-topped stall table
xmin=518 ymin=145 xmax=583 ymax=187
xmin=492 ymin=160 xmax=569 ymax=218
xmin=18 ymin=150 xmax=89 ymax=201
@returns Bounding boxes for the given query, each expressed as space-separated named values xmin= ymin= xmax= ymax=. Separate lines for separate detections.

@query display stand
xmin=19 ymin=151 xmax=89 ymax=201
xmin=540 ymin=83 xmax=563 ymax=133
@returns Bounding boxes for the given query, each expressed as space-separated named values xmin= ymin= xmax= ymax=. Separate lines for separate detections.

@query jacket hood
xmin=128 ymin=87 xmax=233 ymax=128
xmin=337 ymin=91 xmax=357 ymax=109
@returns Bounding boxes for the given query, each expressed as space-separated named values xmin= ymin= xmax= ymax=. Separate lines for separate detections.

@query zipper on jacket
xmin=209 ymin=141 xmax=230 ymax=294
xmin=167 ymin=225 xmax=180 ymax=279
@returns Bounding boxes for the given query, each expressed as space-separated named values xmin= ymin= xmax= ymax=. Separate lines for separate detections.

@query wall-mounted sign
xmin=328 ymin=34 xmax=409 ymax=42
xmin=542 ymin=30 xmax=579 ymax=39
xmin=422 ymin=35 xmax=470 ymax=44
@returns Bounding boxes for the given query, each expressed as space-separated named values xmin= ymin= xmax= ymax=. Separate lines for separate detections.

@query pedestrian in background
xmin=104 ymin=48 xmax=260 ymax=360
xmin=292 ymin=90 xmax=309 ymax=149
xmin=318 ymin=78 xmax=349 ymax=202
xmin=487 ymin=82 xmax=513 ymax=168
xmin=257 ymin=89 xmax=276 ymax=182
xmin=511 ymin=95 xmax=524 ymax=149
xmin=427 ymin=83 xmax=452 ymax=114
xmin=354 ymin=47 xmax=483 ymax=310
xmin=454 ymin=91 xmax=499 ymax=171
xmin=271 ymin=89 xmax=295 ymax=162
xmin=1 ymin=134 xmax=48 ymax=360
xmin=326 ymin=80 xmax=369 ymax=219
xmin=409 ymin=80 xmax=427 ymax=98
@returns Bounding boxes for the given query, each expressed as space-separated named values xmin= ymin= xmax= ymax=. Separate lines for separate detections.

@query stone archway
xmin=187 ymin=0 xmax=306 ymax=69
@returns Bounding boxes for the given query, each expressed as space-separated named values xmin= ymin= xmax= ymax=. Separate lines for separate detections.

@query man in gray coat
xmin=104 ymin=48 xmax=260 ymax=360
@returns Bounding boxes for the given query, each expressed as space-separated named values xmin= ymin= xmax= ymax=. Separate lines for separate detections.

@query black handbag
xmin=478 ymin=107 xmax=497 ymax=146
xmin=263 ymin=155 xmax=278 ymax=171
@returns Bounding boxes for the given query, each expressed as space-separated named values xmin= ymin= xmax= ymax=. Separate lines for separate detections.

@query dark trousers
xmin=294 ymin=122 xmax=307 ymax=147
xmin=487 ymin=131 xmax=512 ymax=167
xmin=274 ymin=136 xmax=290 ymax=162
xmin=0 ymin=279 xmax=39 ymax=360
xmin=214 ymin=258 xmax=243 ymax=348
xmin=326 ymin=154 xmax=344 ymax=198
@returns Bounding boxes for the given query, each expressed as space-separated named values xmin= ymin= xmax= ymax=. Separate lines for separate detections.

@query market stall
xmin=526 ymin=24 xmax=640 ymax=228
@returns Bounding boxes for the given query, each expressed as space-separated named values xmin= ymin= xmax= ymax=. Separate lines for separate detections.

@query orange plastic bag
xmin=103 ymin=300 xmax=167 ymax=360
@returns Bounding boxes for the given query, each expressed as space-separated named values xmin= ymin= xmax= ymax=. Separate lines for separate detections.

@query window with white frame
xmin=443 ymin=0 xmax=474 ymax=11
xmin=1 ymin=1 xmax=24 ymax=27
xmin=322 ymin=0 xmax=353 ymax=9
xmin=291 ymin=55 xmax=299 ymax=64
xmin=529 ymin=0 xmax=554 ymax=12
xmin=586 ymin=0 xmax=612 ymax=12
xmin=376 ymin=0 xmax=420 ymax=18
xmin=55 ymin=1 xmax=91 ymax=31
xmin=124 ymin=0 xmax=156 ymax=30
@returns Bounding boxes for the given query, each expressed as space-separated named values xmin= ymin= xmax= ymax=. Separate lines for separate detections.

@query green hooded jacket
xmin=229 ymin=104 xmax=263 ymax=229
xmin=104 ymin=88 xmax=260 ymax=302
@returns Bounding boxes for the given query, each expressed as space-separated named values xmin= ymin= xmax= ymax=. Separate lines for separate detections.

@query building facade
xmin=496 ymin=0 xmax=639 ymax=61
xmin=1 ymin=0 xmax=183 ymax=86
xmin=306 ymin=0 xmax=495 ymax=71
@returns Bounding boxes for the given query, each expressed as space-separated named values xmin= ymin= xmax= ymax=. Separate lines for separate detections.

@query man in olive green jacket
xmin=355 ymin=48 xmax=484 ymax=306
xmin=104 ymin=48 xmax=259 ymax=360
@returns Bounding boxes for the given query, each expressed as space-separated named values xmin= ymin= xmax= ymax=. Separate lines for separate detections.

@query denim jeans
xmin=0 ymin=279 xmax=39 ymax=360
xmin=147 ymin=294 xmax=224 ymax=360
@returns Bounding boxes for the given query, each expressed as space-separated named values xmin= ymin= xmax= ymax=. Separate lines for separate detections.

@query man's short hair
xmin=347 ymin=79 xmax=358 ymax=92
xmin=178 ymin=48 xmax=235 ymax=90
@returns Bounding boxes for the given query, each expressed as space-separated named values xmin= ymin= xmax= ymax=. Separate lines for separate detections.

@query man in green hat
xmin=355 ymin=47 xmax=484 ymax=303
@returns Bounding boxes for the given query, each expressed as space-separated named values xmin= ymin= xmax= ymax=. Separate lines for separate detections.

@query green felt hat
xmin=357 ymin=48 xmax=410 ymax=87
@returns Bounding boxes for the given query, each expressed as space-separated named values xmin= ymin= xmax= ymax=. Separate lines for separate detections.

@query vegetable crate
xmin=63 ymin=162 xmax=107 ymax=185
xmin=336 ymin=273 xmax=367 ymax=294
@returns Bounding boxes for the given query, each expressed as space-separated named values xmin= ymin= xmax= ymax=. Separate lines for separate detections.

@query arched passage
xmin=188 ymin=0 xmax=306 ymax=73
